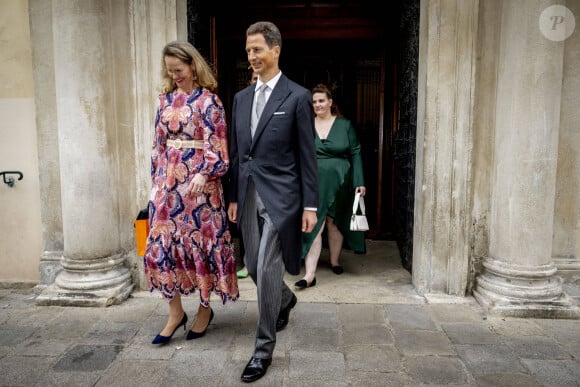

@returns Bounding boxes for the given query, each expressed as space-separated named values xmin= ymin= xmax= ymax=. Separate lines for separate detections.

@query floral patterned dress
xmin=144 ymin=88 xmax=239 ymax=306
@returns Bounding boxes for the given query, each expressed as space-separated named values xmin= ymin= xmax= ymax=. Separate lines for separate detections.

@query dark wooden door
xmin=190 ymin=1 xmax=402 ymax=241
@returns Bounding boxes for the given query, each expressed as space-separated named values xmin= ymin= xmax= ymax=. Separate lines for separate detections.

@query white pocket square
xmin=273 ymin=111 xmax=286 ymax=115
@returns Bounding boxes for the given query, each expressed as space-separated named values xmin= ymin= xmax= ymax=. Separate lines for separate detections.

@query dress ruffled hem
xmin=149 ymin=285 xmax=239 ymax=306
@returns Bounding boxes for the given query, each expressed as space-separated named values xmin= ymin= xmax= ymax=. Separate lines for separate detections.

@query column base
xmin=35 ymin=253 xmax=134 ymax=307
xmin=473 ymin=257 xmax=580 ymax=319
xmin=473 ymin=285 xmax=580 ymax=319
xmin=553 ymin=257 xmax=580 ymax=283
xmin=35 ymin=281 xmax=134 ymax=307
xmin=38 ymin=250 xmax=64 ymax=285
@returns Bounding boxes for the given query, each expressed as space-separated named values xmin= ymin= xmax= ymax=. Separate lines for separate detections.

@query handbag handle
xmin=352 ymin=192 xmax=366 ymax=215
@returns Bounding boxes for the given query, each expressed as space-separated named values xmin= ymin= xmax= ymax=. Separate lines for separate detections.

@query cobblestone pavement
xmin=1 ymin=240 xmax=579 ymax=386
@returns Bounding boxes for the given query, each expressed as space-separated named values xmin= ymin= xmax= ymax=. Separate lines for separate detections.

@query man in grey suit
xmin=227 ymin=21 xmax=319 ymax=383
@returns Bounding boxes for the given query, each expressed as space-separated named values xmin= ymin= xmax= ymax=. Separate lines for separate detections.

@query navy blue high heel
xmin=152 ymin=312 xmax=188 ymax=345
xmin=186 ymin=308 xmax=214 ymax=340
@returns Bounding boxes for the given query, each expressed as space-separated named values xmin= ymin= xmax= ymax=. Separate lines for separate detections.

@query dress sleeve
xmin=347 ymin=119 xmax=365 ymax=188
xmin=196 ymin=92 xmax=230 ymax=180
xmin=151 ymin=96 xmax=167 ymax=183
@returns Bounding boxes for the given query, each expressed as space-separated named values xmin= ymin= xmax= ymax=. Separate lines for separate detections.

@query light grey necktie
xmin=256 ymin=84 xmax=267 ymax=119
xmin=252 ymin=84 xmax=267 ymax=137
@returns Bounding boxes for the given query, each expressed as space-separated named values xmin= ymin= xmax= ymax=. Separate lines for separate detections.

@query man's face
xmin=246 ymin=33 xmax=279 ymax=77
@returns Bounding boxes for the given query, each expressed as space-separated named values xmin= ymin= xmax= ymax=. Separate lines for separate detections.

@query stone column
xmin=36 ymin=0 xmax=133 ymax=306
xmin=473 ymin=1 xmax=579 ymax=318
xmin=412 ymin=0 xmax=479 ymax=296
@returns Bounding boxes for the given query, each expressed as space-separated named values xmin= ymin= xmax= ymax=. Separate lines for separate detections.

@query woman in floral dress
xmin=144 ymin=41 xmax=238 ymax=345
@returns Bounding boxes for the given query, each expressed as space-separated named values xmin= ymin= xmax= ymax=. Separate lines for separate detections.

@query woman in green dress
xmin=295 ymin=84 xmax=366 ymax=289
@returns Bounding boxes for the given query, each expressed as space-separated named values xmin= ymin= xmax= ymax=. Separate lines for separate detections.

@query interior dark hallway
xmin=187 ymin=0 xmax=420 ymax=271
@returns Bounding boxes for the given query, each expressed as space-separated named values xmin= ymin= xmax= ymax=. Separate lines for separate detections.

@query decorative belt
xmin=166 ymin=139 xmax=204 ymax=150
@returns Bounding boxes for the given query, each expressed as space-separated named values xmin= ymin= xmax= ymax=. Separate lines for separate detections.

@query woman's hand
xmin=302 ymin=210 xmax=317 ymax=233
xmin=355 ymin=186 xmax=366 ymax=197
xmin=188 ymin=173 xmax=207 ymax=196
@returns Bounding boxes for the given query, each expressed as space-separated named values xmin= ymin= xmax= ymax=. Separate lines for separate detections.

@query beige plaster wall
xmin=0 ymin=0 xmax=42 ymax=284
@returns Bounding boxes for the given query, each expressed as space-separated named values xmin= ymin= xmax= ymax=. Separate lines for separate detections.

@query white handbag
xmin=350 ymin=192 xmax=369 ymax=232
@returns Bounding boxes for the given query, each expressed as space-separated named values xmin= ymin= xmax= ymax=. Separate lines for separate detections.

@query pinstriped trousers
xmin=240 ymin=178 xmax=296 ymax=359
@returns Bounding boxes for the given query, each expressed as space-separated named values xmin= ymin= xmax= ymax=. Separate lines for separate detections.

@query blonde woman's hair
xmin=159 ymin=41 xmax=218 ymax=94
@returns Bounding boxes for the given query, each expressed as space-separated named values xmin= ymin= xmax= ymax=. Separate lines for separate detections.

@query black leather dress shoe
xmin=276 ymin=293 xmax=297 ymax=332
xmin=294 ymin=277 xmax=316 ymax=289
xmin=241 ymin=357 xmax=272 ymax=383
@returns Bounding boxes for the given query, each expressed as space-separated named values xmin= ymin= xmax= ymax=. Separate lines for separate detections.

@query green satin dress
xmin=302 ymin=117 xmax=366 ymax=257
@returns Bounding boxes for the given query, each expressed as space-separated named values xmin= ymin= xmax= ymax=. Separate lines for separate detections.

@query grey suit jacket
xmin=229 ymin=74 xmax=319 ymax=275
